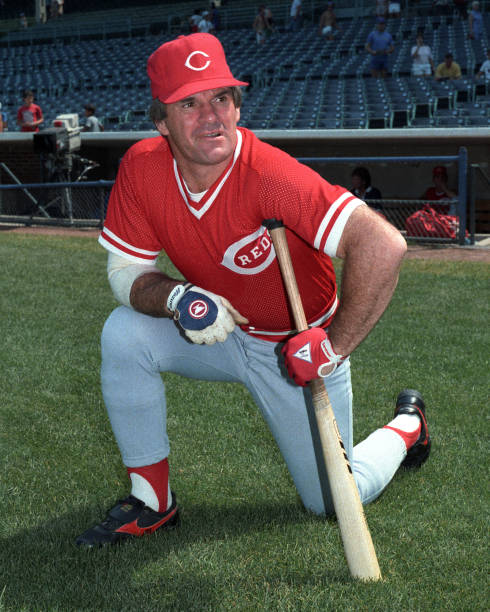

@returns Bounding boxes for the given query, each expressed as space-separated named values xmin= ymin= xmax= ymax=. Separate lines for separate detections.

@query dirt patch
xmin=0 ymin=225 xmax=100 ymax=238
xmin=1 ymin=224 xmax=489 ymax=262
xmin=405 ymin=246 xmax=490 ymax=263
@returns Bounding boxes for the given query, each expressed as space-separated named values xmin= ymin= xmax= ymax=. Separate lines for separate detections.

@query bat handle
xmin=263 ymin=219 xmax=308 ymax=332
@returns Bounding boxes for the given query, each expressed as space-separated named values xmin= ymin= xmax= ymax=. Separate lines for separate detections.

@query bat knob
xmin=262 ymin=218 xmax=284 ymax=230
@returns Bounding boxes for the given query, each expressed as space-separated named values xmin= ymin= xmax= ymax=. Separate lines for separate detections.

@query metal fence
xmin=0 ymin=149 xmax=472 ymax=244
xmin=298 ymin=147 xmax=472 ymax=245
xmin=0 ymin=179 xmax=113 ymax=228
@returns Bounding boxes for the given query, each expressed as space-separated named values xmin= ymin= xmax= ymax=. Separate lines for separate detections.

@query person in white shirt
xmin=289 ymin=0 xmax=302 ymax=31
xmin=83 ymin=104 xmax=104 ymax=132
xmin=411 ymin=33 xmax=435 ymax=77
xmin=476 ymin=49 xmax=490 ymax=80
xmin=188 ymin=9 xmax=201 ymax=33
xmin=198 ymin=11 xmax=214 ymax=33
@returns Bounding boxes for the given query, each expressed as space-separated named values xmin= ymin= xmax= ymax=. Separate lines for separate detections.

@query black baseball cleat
xmin=76 ymin=493 xmax=179 ymax=548
xmin=395 ymin=389 xmax=431 ymax=468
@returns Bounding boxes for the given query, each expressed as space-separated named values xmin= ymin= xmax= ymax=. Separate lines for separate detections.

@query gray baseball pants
xmin=101 ymin=306 xmax=405 ymax=515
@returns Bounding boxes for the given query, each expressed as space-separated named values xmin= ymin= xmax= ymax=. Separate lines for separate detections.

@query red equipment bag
xmin=405 ymin=204 xmax=462 ymax=239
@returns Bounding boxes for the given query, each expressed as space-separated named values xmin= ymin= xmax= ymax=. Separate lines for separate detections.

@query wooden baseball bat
xmin=264 ymin=219 xmax=382 ymax=581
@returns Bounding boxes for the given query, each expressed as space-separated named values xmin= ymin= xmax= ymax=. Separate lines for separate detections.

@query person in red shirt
xmin=16 ymin=89 xmax=43 ymax=132
xmin=422 ymin=166 xmax=458 ymax=215
xmin=75 ymin=33 xmax=431 ymax=548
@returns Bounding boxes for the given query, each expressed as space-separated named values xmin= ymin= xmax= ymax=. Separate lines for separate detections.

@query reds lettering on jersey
xmin=222 ymin=226 xmax=275 ymax=275
xmin=99 ymin=128 xmax=365 ymax=341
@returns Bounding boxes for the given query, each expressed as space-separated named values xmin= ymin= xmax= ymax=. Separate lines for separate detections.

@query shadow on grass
xmin=0 ymin=500 xmax=344 ymax=611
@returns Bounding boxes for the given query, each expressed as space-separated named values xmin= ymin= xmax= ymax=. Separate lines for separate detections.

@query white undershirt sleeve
xmin=107 ymin=252 xmax=161 ymax=307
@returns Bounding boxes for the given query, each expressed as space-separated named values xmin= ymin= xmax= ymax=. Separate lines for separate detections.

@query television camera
xmin=33 ymin=113 xmax=83 ymax=182
xmin=32 ymin=113 xmax=100 ymax=219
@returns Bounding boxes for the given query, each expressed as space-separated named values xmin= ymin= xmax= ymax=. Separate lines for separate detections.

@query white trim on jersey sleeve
xmin=324 ymin=198 xmax=365 ymax=256
xmin=98 ymin=227 xmax=160 ymax=264
xmin=313 ymin=192 xmax=353 ymax=251
xmin=314 ymin=195 xmax=365 ymax=258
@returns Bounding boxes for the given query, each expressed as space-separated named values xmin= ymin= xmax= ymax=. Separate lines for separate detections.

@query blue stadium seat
xmin=1 ymin=12 xmax=487 ymax=132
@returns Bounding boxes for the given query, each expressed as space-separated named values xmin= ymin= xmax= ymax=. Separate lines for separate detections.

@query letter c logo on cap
xmin=185 ymin=50 xmax=211 ymax=71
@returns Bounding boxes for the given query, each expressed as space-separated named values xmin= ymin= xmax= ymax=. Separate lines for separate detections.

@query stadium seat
xmin=0 ymin=11 xmax=487 ymax=133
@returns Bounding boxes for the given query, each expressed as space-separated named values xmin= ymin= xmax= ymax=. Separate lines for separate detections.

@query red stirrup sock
xmin=127 ymin=458 xmax=170 ymax=512
xmin=384 ymin=414 xmax=422 ymax=451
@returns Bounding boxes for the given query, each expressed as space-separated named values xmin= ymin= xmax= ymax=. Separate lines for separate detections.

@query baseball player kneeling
xmin=76 ymin=33 xmax=431 ymax=547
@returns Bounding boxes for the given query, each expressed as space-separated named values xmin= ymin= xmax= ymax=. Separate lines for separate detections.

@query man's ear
xmin=155 ymin=119 xmax=170 ymax=137
xmin=235 ymin=106 xmax=240 ymax=124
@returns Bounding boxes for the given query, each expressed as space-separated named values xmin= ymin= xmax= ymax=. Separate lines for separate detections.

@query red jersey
xmin=99 ymin=128 xmax=364 ymax=341
xmin=423 ymin=187 xmax=452 ymax=214
xmin=16 ymin=103 xmax=43 ymax=132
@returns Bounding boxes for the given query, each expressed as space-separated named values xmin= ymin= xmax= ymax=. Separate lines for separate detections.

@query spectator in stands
xmin=50 ymin=0 xmax=58 ymax=19
xmin=453 ymin=0 xmax=469 ymax=19
xmin=188 ymin=9 xmax=201 ymax=33
xmin=435 ymin=53 xmax=462 ymax=80
xmin=476 ymin=49 xmax=490 ymax=80
xmin=19 ymin=12 xmax=28 ymax=28
xmin=411 ymin=33 xmax=435 ymax=77
xmin=0 ymin=102 xmax=6 ymax=132
xmin=83 ymin=103 xmax=104 ymax=132
xmin=365 ymin=17 xmax=394 ymax=78
xmin=288 ymin=0 xmax=302 ymax=31
xmin=209 ymin=2 xmax=221 ymax=31
xmin=38 ymin=0 xmax=47 ymax=23
xmin=350 ymin=167 xmax=383 ymax=210
xmin=263 ymin=5 xmax=275 ymax=32
xmin=468 ymin=1 xmax=483 ymax=40
xmin=198 ymin=11 xmax=214 ymax=34
xmin=375 ymin=0 xmax=388 ymax=19
xmin=318 ymin=3 xmax=340 ymax=40
xmin=432 ymin=0 xmax=451 ymax=16
xmin=421 ymin=166 xmax=457 ymax=215
xmin=16 ymin=89 xmax=43 ymax=132
xmin=388 ymin=2 xmax=401 ymax=18
xmin=254 ymin=6 xmax=274 ymax=44
xmin=56 ymin=0 xmax=64 ymax=18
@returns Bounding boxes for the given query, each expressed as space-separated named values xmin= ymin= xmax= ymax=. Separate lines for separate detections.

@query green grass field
xmin=0 ymin=233 xmax=488 ymax=612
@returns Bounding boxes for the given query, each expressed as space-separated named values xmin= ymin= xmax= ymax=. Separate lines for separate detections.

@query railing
xmin=469 ymin=163 xmax=490 ymax=236
xmin=0 ymin=178 xmax=113 ymax=228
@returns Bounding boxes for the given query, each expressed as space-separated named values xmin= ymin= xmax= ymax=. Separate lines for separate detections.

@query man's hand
xmin=169 ymin=285 xmax=248 ymax=345
xmin=281 ymin=327 xmax=344 ymax=387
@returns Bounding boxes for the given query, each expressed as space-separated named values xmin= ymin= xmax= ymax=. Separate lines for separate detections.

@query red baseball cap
xmin=147 ymin=33 xmax=248 ymax=104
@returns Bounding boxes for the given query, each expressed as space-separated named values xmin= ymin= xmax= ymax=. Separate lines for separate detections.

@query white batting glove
xmin=167 ymin=284 xmax=248 ymax=345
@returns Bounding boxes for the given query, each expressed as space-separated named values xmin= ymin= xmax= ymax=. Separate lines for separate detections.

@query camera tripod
xmin=36 ymin=152 xmax=100 ymax=220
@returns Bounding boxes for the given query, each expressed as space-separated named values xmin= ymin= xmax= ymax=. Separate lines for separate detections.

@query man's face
xmin=351 ymin=174 xmax=362 ymax=191
xmin=445 ymin=57 xmax=453 ymax=67
xmin=24 ymin=95 xmax=34 ymax=105
xmin=433 ymin=173 xmax=447 ymax=187
xmin=155 ymin=87 xmax=240 ymax=169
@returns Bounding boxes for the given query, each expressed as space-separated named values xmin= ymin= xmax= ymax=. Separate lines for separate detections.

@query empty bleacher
xmin=0 ymin=2 xmax=488 ymax=132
